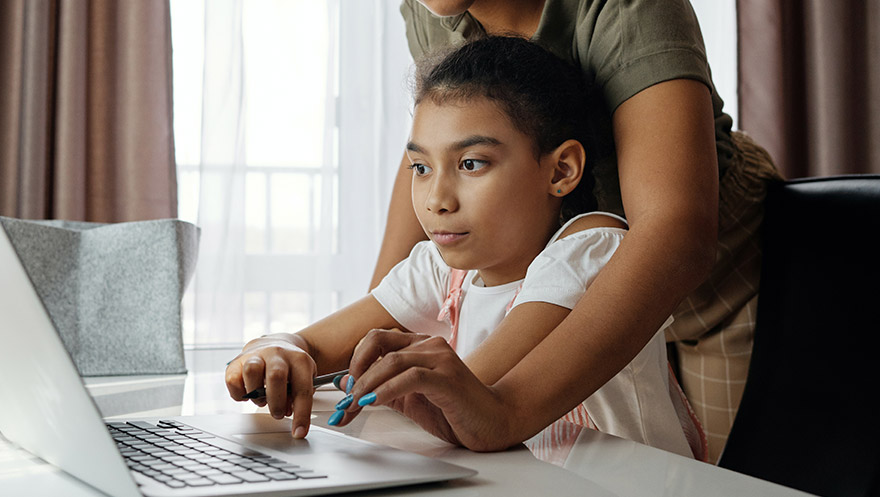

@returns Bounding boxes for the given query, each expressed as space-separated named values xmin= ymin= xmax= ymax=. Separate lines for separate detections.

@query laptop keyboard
xmin=108 ymin=420 xmax=327 ymax=489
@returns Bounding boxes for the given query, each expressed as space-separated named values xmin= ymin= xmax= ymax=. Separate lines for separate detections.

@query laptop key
xmin=162 ymin=467 xmax=191 ymax=476
xmin=127 ymin=421 xmax=158 ymax=430
xmin=231 ymin=471 xmax=271 ymax=483
xmin=266 ymin=472 xmax=299 ymax=481
xmin=175 ymin=472 xmax=204 ymax=481
xmin=208 ymin=473 xmax=244 ymax=485
xmin=194 ymin=468 xmax=223 ymax=477
xmin=183 ymin=478 xmax=215 ymax=487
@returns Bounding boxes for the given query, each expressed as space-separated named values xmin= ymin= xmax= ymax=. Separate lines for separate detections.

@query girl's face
xmin=407 ymin=97 xmax=561 ymax=286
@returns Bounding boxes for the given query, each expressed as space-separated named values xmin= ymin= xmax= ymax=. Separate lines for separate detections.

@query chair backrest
xmin=718 ymin=175 xmax=880 ymax=496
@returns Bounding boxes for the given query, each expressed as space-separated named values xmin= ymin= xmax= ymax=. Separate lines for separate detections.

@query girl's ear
xmin=547 ymin=139 xmax=585 ymax=197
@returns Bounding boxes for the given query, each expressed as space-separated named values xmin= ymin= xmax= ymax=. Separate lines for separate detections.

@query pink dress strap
xmin=436 ymin=269 xmax=468 ymax=351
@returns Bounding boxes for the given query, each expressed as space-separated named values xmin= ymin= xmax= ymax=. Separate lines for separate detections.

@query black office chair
xmin=718 ymin=175 xmax=880 ymax=497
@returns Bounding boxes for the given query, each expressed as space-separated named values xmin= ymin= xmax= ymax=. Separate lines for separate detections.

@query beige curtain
xmin=0 ymin=0 xmax=176 ymax=222
xmin=737 ymin=0 xmax=880 ymax=179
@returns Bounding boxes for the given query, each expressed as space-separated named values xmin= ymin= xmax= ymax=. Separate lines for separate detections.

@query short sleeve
xmin=370 ymin=241 xmax=452 ymax=336
xmin=512 ymin=228 xmax=626 ymax=310
xmin=399 ymin=0 xmax=483 ymax=61
xmin=583 ymin=0 xmax=712 ymax=112
xmin=399 ymin=0 xmax=429 ymax=60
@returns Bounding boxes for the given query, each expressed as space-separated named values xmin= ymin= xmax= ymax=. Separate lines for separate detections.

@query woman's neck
xmin=468 ymin=0 xmax=546 ymax=38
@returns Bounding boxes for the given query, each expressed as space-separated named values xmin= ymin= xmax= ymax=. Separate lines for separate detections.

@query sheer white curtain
xmin=171 ymin=0 xmax=412 ymax=356
xmin=173 ymin=0 xmax=734 ymax=352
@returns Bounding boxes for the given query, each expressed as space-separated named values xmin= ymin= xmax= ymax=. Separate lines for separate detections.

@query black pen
xmin=242 ymin=369 xmax=349 ymax=399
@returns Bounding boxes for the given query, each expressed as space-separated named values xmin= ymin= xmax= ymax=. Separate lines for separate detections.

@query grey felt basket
xmin=0 ymin=216 xmax=199 ymax=376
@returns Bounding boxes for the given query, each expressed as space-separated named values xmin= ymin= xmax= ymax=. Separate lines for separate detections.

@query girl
xmin=226 ymin=36 xmax=704 ymax=461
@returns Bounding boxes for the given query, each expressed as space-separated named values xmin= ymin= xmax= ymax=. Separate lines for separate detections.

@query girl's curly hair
xmin=414 ymin=36 xmax=597 ymax=221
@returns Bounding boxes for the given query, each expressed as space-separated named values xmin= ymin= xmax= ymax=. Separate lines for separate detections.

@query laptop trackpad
xmin=232 ymin=430 xmax=366 ymax=456
xmin=231 ymin=430 xmax=465 ymax=484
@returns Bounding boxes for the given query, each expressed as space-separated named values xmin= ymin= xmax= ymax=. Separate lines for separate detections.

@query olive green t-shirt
xmin=400 ymin=0 xmax=735 ymax=218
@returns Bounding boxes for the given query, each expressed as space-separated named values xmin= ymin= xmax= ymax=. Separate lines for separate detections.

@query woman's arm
xmin=489 ymin=78 xmax=719 ymax=445
xmin=341 ymin=79 xmax=718 ymax=451
xmin=369 ymin=152 xmax=428 ymax=290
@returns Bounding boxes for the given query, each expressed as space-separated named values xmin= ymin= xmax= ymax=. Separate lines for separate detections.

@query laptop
xmin=0 ymin=226 xmax=475 ymax=497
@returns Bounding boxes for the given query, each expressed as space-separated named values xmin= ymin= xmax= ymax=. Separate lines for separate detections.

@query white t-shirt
xmin=371 ymin=212 xmax=694 ymax=458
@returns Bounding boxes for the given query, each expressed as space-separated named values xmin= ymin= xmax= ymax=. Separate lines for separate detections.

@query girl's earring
xmin=556 ymin=189 xmax=563 ymax=194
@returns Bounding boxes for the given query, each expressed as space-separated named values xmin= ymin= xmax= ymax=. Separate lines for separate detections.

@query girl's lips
xmin=431 ymin=231 xmax=468 ymax=246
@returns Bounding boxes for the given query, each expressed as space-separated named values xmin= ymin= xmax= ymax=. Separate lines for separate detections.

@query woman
xmin=360 ymin=0 xmax=780 ymax=462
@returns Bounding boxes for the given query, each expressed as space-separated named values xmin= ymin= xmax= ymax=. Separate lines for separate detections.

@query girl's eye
xmin=460 ymin=159 xmax=488 ymax=172
xmin=409 ymin=163 xmax=432 ymax=176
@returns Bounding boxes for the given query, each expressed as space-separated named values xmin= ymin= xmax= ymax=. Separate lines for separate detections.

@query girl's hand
xmin=332 ymin=330 xmax=514 ymax=451
xmin=225 ymin=333 xmax=317 ymax=438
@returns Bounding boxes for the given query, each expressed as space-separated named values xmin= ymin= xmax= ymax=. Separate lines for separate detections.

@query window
xmin=691 ymin=0 xmax=739 ymax=129
xmin=171 ymin=1 xmax=412 ymax=348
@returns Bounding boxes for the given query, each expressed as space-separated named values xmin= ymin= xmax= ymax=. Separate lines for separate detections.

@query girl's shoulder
xmin=555 ymin=211 xmax=628 ymax=241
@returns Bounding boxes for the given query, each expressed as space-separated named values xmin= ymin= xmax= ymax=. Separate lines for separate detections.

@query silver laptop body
xmin=0 ymin=226 xmax=475 ymax=496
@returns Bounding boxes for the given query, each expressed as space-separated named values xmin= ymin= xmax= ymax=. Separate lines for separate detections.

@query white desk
xmin=0 ymin=350 xmax=812 ymax=497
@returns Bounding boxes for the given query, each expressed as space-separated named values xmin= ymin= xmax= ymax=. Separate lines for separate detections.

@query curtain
xmin=0 ymin=0 xmax=177 ymax=222
xmin=185 ymin=0 xmax=412 ymax=352
xmin=737 ymin=0 xmax=880 ymax=178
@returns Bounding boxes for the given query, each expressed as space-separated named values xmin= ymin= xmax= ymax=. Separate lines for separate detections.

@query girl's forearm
xmin=297 ymin=295 xmax=402 ymax=373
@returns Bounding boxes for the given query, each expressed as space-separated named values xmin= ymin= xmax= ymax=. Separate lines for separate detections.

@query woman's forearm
xmin=487 ymin=217 xmax=715 ymax=447
xmin=369 ymin=152 xmax=428 ymax=290
xmin=338 ymin=215 xmax=715 ymax=452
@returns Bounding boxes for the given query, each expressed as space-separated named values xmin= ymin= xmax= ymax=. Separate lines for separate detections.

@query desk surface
xmin=0 ymin=349 xmax=812 ymax=497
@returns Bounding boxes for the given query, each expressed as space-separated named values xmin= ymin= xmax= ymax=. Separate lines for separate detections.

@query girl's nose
xmin=424 ymin=174 xmax=459 ymax=213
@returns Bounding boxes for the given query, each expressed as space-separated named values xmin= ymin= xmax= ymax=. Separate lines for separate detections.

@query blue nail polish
xmin=357 ymin=392 xmax=377 ymax=407
xmin=327 ymin=409 xmax=345 ymax=426
xmin=332 ymin=374 xmax=344 ymax=390
xmin=345 ymin=375 xmax=355 ymax=394
xmin=335 ymin=394 xmax=353 ymax=410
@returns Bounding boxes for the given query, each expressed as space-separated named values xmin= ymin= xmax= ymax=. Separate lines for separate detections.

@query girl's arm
xmin=340 ymin=79 xmax=718 ymax=451
xmin=466 ymin=213 xmax=628 ymax=385
xmin=225 ymin=295 xmax=400 ymax=438
xmin=369 ymin=152 xmax=428 ymax=290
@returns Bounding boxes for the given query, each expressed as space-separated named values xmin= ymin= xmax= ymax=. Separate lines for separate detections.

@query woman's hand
xmin=225 ymin=333 xmax=317 ymax=438
xmin=331 ymin=330 xmax=515 ymax=452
